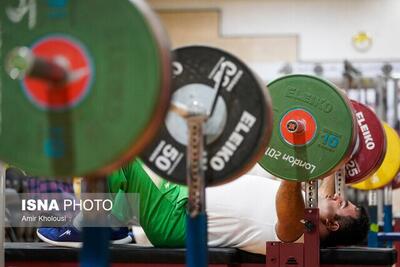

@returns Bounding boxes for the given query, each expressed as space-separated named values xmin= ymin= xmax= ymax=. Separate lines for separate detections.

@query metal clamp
xmin=186 ymin=115 xmax=207 ymax=217
xmin=305 ymin=180 xmax=318 ymax=208
xmin=335 ymin=166 xmax=346 ymax=199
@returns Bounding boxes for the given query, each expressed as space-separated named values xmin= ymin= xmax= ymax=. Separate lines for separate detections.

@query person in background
xmin=3 ymin=166 xmax=132 ymax=246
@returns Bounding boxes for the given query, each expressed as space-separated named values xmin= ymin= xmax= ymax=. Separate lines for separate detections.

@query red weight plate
xmin=345 ymin=100 xmax=386 ymax=184
xmin=279 ymin=108 xmax=317 ymax=146
xmin=23 ymin=36 xmax=93 ymax=110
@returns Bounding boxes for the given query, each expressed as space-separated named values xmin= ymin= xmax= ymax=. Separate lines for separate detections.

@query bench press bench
xmin=5 ymin=242 xmax=397 ymax=267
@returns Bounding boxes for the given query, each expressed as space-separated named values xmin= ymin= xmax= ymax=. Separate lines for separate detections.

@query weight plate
xmin=0 ymin=0 xmax=171 ymax=177
xmin=258 ymin=75 xmax=357 ymax=181
xmin=345 ymin=100 xmax=386 ymax=184
xmin=141 ymin=46 xmax=273 ymax=186
xmin=19 ymin=36 xmax=93 ymax=110
xmin=352 ymin=123 xmax=400 ymax=190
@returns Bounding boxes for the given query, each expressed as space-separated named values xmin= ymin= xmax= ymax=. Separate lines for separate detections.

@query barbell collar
xmin=6 ymin=47 xmax=69 ymax=84
xmin=286 ymin=119 xmax=305 ymax=134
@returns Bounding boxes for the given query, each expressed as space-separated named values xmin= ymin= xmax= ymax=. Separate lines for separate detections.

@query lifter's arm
xmin=275 ymin=181 xmax=305 ymax=242
xmin=318 ymin=174 xmax=335 ymax=198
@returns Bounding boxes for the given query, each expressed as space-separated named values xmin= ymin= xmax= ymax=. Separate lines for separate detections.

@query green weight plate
xmin=0 ymin=0 xmax=171 ymax=177
xmin=259 ymin=75 xmax=357 ymax=181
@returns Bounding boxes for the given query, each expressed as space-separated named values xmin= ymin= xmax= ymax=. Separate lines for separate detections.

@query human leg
xmin=108 ymin=159 xmax=188 ymax=247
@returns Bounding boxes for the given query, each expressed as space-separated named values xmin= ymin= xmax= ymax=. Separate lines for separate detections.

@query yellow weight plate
xmin=351 ymin=122 xmax=400 ymax=190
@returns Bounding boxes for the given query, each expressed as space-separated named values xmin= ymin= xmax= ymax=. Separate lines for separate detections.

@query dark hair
xmin=321 ymin=206 xmax=369 ymax=247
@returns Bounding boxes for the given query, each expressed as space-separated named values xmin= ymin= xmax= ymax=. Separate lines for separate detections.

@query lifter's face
xmin=319 ymin=194 xmax=358 ymax=221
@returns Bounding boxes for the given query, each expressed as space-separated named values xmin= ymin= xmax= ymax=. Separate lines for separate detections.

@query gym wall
xmin=149 ymin=0 xmax=400 ymax=62
xmin=156 ymin=10 xmax=297 ymax=63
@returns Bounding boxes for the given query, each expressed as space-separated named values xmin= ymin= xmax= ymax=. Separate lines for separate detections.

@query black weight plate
xmin=142 ymin=46 xmax=272 ymax=186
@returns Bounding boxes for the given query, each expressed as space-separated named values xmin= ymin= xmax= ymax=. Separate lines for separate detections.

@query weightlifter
xmin=39 ymin=158 xmax=369 ymax=254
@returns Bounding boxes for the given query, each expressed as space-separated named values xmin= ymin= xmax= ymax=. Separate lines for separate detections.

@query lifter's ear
xmin=325 ymin=219 xmax=340 ymax=232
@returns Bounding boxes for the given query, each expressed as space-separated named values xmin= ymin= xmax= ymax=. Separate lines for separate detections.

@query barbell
xmin=1 ymin=0 xmax=398 ymax=191
xmin=1 ymin=0 xmax=171 ymax=178
xmin=1 ymin=0 xmax=275 ymax=189
xmin=258 ymin=74 xmax=398 ymax=189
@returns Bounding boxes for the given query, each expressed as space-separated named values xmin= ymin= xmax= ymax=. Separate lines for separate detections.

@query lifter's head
xmin=318 ymin=194 xmax=369 ymax=247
